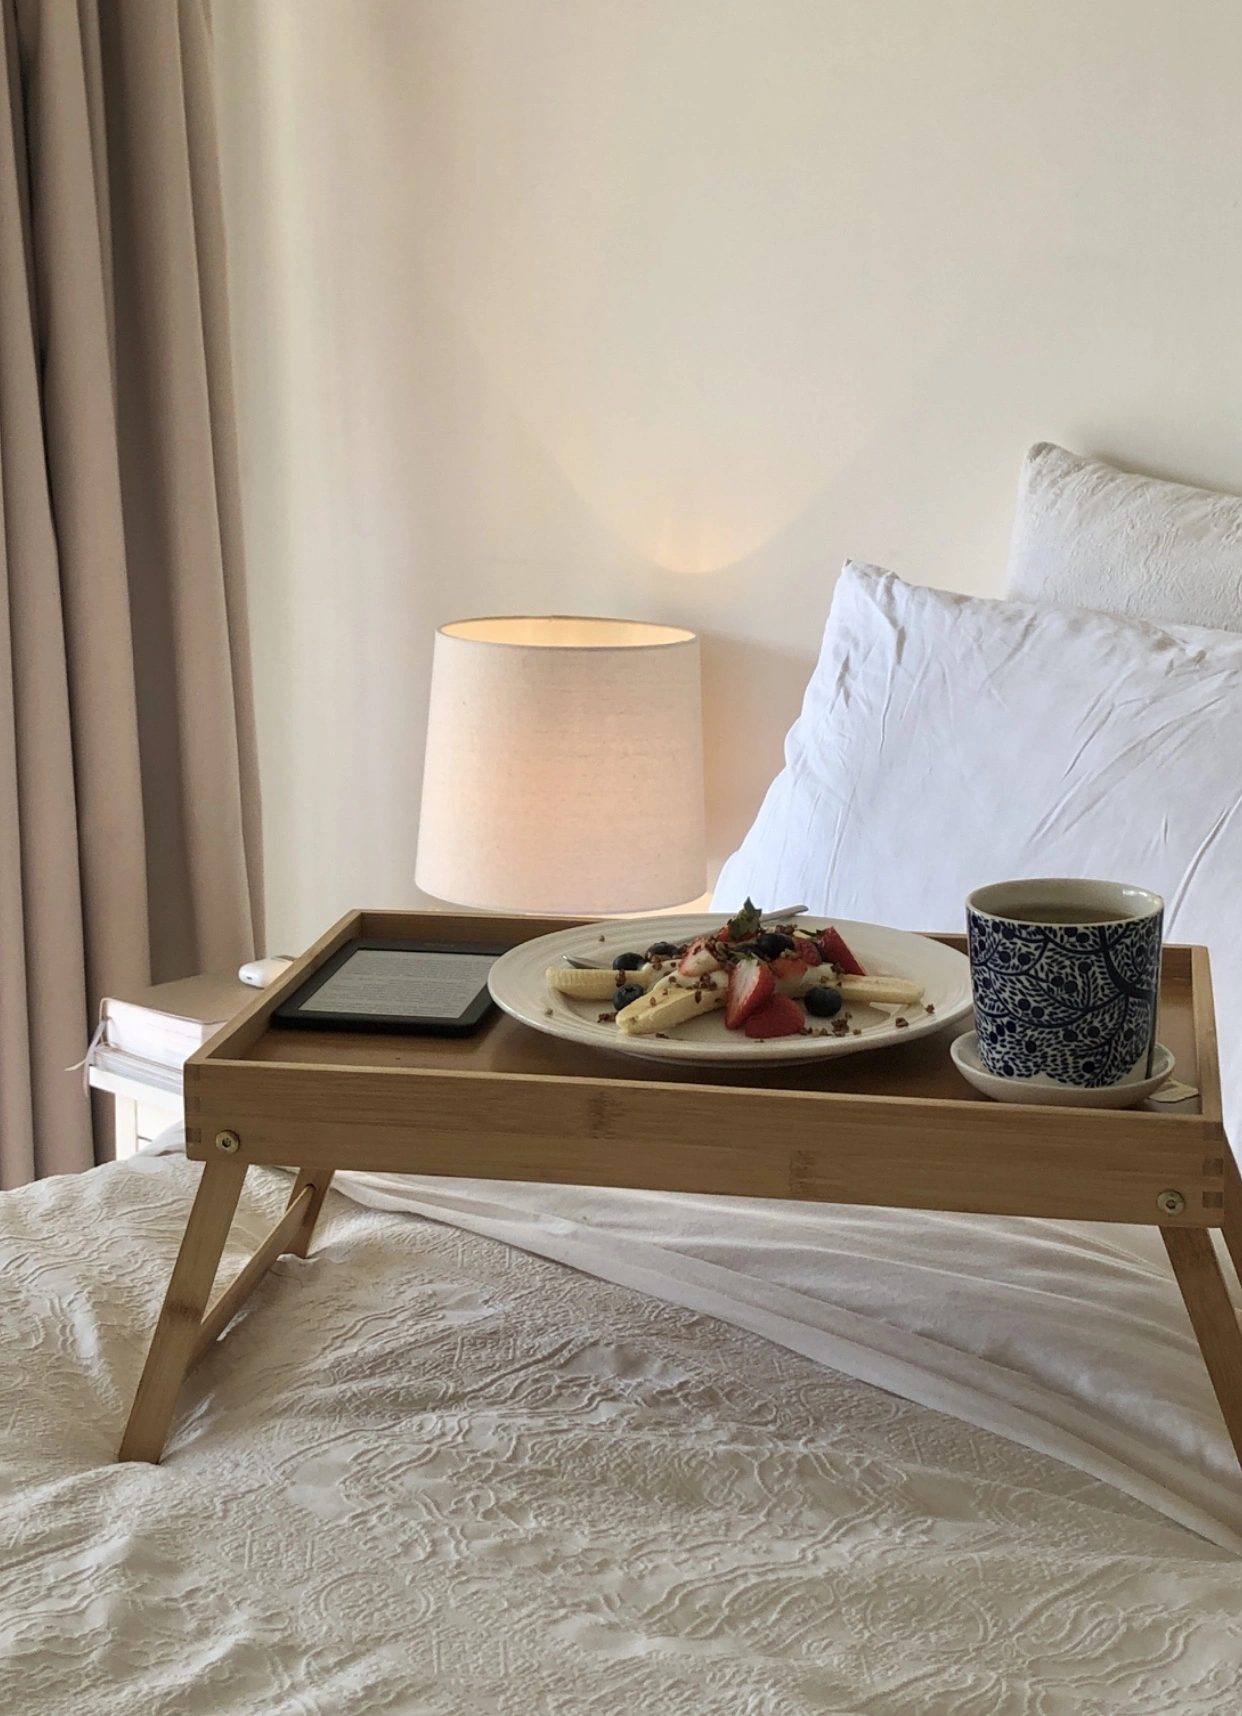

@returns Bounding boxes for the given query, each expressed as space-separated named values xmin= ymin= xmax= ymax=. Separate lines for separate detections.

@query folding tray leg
xmin=118 ymin=1156 xmax=247 ymax=1464
xmin=286 ymin=1167 xmax=335 ymax=1256
xmin=1222 ymin=1152 xmax=1242 ymax=1290
xmin=1161 ymin=1222 xmax=1242 ymax=1469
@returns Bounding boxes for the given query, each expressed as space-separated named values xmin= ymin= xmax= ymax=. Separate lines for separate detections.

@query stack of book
xmin=90 ymin=973 xmax=255 ymax=1100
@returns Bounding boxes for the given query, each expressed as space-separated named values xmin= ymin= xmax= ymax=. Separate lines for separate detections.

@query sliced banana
xmin=548 ymin=956 xmax=924 ymax=1031
xmin=614 ymin=976 xmax=686 ymax=1028
xmin=617 ymin=971 xmax=728 ymax=1035
xmin=545 ymin=967 xmax=617 ymax=1000
xmin=835 ymin=973 xmax=924 ymax=1007
xmin=546 ymin=963 xmax=657 ymax=1000
xmin=640 ymin=971 xmax=683 ymax=1005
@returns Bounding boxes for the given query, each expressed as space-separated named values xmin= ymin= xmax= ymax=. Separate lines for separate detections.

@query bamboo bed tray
xmin=119 ymin=909 xmax=1242 ymax=1470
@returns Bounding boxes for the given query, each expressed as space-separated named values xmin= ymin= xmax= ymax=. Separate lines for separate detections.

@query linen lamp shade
xmin=415 ymin=616 xmax=706 ymax=914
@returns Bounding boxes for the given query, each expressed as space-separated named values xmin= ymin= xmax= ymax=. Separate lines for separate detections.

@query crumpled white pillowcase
xmin=1007 ymin=442 xmax=1242 ymax=634
xmin=714 ymin=562 xmax=1242 ymax=1140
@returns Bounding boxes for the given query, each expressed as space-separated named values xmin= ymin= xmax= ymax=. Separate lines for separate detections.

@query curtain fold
xmin=0 ymin=0 xmax=262 ymax=1185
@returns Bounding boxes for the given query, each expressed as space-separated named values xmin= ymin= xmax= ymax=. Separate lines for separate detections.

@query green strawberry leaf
xmin=726 ymin=897 xmax=763 ymax=942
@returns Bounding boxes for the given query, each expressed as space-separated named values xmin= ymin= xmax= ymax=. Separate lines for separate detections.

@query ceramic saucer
xmin=949 ymin=1030 xmax=1176 ymax=1109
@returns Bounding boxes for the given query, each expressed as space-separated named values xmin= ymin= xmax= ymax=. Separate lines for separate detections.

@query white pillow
xmin=1007 ymin=442 xmax=1242 ymax=633
xmin=714 ymin=563 xmax=1242 ymax=1135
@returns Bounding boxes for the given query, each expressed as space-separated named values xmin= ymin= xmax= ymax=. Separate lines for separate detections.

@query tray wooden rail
xmin=118 ymin=909 xmax=1242 ymax=1471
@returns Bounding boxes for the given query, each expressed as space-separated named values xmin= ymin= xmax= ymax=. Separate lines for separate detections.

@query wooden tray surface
xmin=183 ymin=911 xmax=1226 ymax=1227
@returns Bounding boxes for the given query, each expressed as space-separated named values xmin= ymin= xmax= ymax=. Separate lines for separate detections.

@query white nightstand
xmin=89 ymin=972 xmax=255 ymax=1159
xmin=89 ymin=1059 xmax=184 ymax=1158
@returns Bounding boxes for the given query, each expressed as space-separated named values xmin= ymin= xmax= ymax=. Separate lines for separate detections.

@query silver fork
xmin=562 ymin=905 xmax=810 ymax=968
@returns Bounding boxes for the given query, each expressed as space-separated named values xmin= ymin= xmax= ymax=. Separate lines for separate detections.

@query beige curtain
xmin=0 ymin=0 xmax=262 ymax=1186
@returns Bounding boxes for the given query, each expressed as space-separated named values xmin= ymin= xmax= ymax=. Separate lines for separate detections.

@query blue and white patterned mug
xmin=965 ymin=879 xmax=1164 ymax=1088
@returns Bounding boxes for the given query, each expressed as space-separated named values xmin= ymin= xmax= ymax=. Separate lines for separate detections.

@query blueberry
xmin=613 ymin=983 xmax=644 ymax=1010
xmin=805 ymin=985 xmax=843 ymax=1018
xmin=611 ymin=951 xmax=646 ymax=972
xmin=646 ymin=940 xmax=681 ymax=959
xmin=756 ymin=932 xmax=796 ymax=959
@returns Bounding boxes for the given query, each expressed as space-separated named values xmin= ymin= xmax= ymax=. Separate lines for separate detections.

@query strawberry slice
xmin=678 ymin=936 xmax=723 ymax=978
xmin=743 ymin=993 xmax=805 ymax=1039
xmin=818 ymin=926 xmax=866 ymax=976
xmin=794 ymin=935 xmax=822 ymax=967
xmin=725 ymin=958 xmax=775 ymax=1029
xmin=770 ymin=951 xmax=809 ymax=990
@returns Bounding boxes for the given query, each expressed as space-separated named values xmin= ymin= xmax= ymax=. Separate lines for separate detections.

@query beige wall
xmin=214 ymin=0 xmax=1242 ymax=955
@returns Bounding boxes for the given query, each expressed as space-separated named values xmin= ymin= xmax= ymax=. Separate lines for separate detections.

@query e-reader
xmin=271 ymin=938 xmax=513 ymax=1035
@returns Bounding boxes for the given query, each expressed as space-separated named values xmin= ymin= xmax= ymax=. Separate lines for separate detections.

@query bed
xmin=5 ymin=444 xmax=1242 ymax=1714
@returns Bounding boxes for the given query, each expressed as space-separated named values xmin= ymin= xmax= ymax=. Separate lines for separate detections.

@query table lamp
xmin=415 ymin=616 xmax=705 ymax=915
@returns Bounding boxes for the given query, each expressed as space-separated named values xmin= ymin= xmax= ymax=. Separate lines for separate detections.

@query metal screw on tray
xmin=215 ymin=1131 xmax=241 ymax=1155
xmin=1156 ymin=1189 xmax=1186 ymax=1215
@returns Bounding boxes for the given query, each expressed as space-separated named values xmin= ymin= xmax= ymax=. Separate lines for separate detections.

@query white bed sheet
xmin=3 ymin=1152 xmax=1242 ymax=1715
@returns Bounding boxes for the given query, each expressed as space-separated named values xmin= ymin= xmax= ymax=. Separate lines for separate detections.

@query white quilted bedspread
xmin=3 ymin=1154 xmax=1242 ymax=1715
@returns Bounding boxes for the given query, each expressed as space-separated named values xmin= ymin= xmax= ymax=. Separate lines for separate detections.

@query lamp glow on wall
xmin=415 ymin=616 xmax=705 ymax=915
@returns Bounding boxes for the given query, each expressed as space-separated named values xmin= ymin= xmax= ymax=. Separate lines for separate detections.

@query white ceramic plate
xmin=488 ymin=914 xmax=973 ymax=1066
xmin=950 ymin=1030 xmax=1176 ymax=1109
